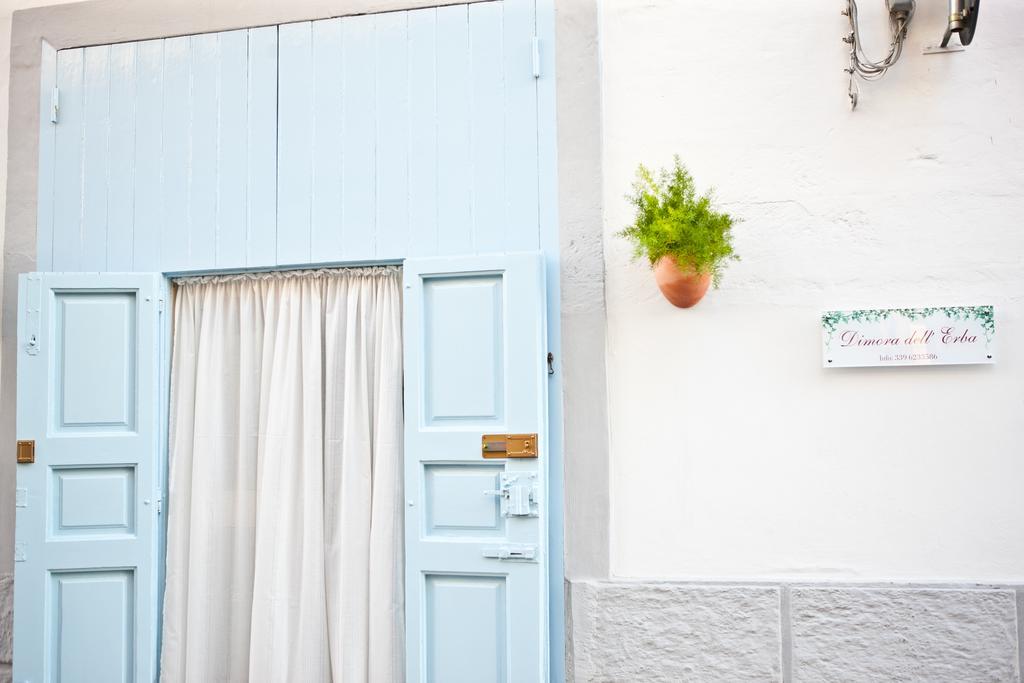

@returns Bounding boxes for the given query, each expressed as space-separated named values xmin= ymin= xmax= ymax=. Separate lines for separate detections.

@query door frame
xmin=2 ymin=1 xmax=610 ymax=679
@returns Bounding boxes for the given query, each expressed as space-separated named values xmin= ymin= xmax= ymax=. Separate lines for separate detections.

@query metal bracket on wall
xmin=922 ymin=43 xmax=965 ymax=54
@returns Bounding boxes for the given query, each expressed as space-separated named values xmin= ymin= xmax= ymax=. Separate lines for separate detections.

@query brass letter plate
xmin=482 ymin=434 xmax=538 ymax=459
xmin=16 ymin=440 xmax=35 ymax=464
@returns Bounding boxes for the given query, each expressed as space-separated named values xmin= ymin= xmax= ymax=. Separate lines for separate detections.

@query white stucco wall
xmin=602 ymin=0 xmax=1024 ymax=582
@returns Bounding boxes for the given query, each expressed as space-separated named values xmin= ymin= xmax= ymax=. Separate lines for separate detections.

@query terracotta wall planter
xmin=654 ymin=256 xmax=711 ymax=308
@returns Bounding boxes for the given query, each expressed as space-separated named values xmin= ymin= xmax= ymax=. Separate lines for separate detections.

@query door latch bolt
xmin=482 ymin=544 xmax=538 ymax=561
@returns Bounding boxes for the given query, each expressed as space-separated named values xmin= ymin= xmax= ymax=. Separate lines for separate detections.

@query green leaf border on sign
xmin=821 ymin=306 xmax=995 ymax=349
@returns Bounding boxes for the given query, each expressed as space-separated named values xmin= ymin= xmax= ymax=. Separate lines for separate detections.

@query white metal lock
xmin=483 ymin=472 xmax=539 ymax=518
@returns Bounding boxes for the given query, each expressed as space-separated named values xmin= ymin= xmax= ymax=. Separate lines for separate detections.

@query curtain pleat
xmin=160 ymin=268 xmax=404 ymax=683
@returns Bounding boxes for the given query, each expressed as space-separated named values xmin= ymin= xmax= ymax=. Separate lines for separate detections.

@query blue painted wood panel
xmin=107 ymin=43 xmax=138 ymax=271
xmin=34 ymin=42 xmax=56 ymax=272
xmin=39 ymin=0 xmax=541 ymax=272
xmin=215 ymin=31 xmax=250 ymax=269
xmin=404 ymin=253 xmax=549 ymax=682
xmin=375 ymin=12 xmax=410 ymax=259
xmin=15 ymin=273 xmax=165 ymax=683
xmin=80 ymin=46 xmax=110 ymax=270
xmin=407 ymin=9 xmax=439 ymax=257
xmin=340 ymin=14 xmax=378 ymax=259
xmin=310 ymin=18 xmax=344 ymax=261
xmin=277 ymin=22 xmax=314 ymax=265
xmin=160 ymin=36 xmax=191 ymax=272
xmin=246 ymin=27 xmax=279 ymax=267
xmin=51 ymin=47 xmax=84 ymax=271
xmin=435 ymin=6 xmax=473 ymax=256
xmin=132 ymin=39 xmax=164 ymax=272
xmin=44 ymin=30 xmax=281 ymax=273
xmin=468 ymin=3 xmax=505 ymax=254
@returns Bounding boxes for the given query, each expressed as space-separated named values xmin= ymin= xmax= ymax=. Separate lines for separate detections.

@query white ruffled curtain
xmin=159 ymin=267 xmax=404 ymax=683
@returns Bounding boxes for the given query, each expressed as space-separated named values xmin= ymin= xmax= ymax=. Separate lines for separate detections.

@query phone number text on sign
xmin=821 ymin=306 xmax=994 ymax=368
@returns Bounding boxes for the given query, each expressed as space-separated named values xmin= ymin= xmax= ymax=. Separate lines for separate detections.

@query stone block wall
xmin=568 ymin=580 xmax=1022 ymax=682
xmin=0 ymin=571 xmax=10 ymax=683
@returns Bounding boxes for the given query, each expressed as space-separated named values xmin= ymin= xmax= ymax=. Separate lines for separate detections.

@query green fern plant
xmin=617 ymin=156 xmax=739 ymax=286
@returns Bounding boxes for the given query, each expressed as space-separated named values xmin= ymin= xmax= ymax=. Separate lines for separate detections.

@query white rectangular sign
xmin=821 ymin=306 xmax=995 ymax=368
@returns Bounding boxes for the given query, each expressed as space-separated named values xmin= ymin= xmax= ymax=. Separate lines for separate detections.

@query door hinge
xmin=532 ymin=37 xmax=541 ymax=78
xmin=50 ymin=86 xmax=59 ymax=124
xmin=24 ymin=275 xmax=41 ymax=356
xmin=156 ymin=496 xmax=163 ymax=515
xmin=15 ymin=488 xmax=27 ymax=508
xmin=483 ymin=543 xmax=538 ymax=562
xmin=14 ymin=542 xmax=25 ymax=562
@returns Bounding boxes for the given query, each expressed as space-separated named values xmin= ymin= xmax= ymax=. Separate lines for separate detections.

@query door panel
xmin=51 ymin=466 xmax=136 ymax=537
xmin=51 ymin=570 xmax=134 ymax=683
xmin=424 ymin=463 xmax=506 ymax=538
xmin=53 ymin=291 xmax=137 ymax=431
xmin=404 ymin=253 xmax=548 ymax=682
xmin=15 ymin=273 xmax=165 ymax=683
xmin=423 ymin=274 xmax=505 ymax=424
xmin=425 ymin=574 xmax=507 ymax=683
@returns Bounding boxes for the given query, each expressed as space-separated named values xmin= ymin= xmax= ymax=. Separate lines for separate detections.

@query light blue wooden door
xmin=404 ymin=253 xmax=549 ymax=682
xmin=14 ymin=273 xmax=166 ymax=683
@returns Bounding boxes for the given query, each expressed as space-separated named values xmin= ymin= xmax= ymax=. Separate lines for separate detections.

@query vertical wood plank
xmin=277 ymin=22 xmax=313 ymax=265
xmin=533 ymin=0 xmax=563 ymax=673
xmin=311 ymin=19 xmax=344 ymax=262
xmin=215 ymin=30 xmax=249 ymax=269
xmin=407 ymin=9 xmax=438 ymax=258
xmin=132 ymin=40 xmax=164 ymax=272
xmin=188 ymin=33 xmax=218 ymax=270
xmin=435 ymin=6 xmax=472 ymax=255
xmin=80 ymin=46 xmax=110 ymax=271
xmin=340 ymin=14 xmax=377 ymax=260
xmin=51 ymin=48 xmax=84 ymax=271
xmin=107 ymin=42 xmax=137 ymax=271
xmin=468 ymin=3 xmax=504 ymax=255
xmin=502 ymin=0 xmax=540 ymax=251
xmin=35 ymin=43 xmax=57 ymax=271
xmin=160 ymin=36 xmax=191 ymax=272
xmin=374 ymin=12 xmax=409 ymax=259
xmin=247 ymin=26 xmax=278 ymax=268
